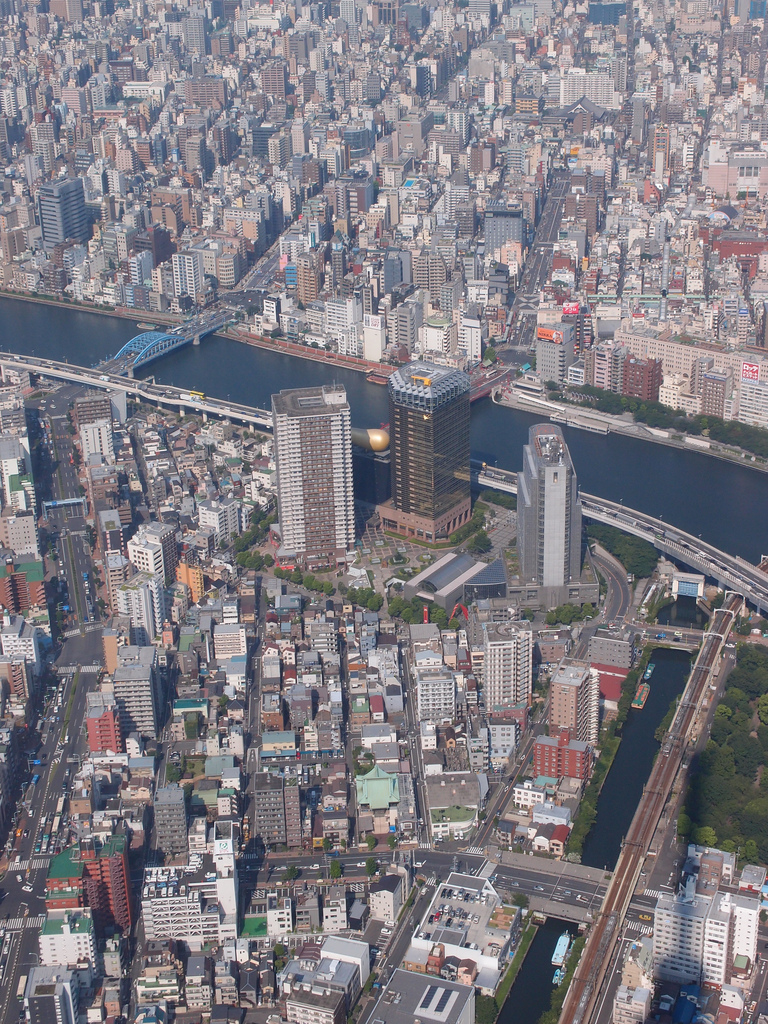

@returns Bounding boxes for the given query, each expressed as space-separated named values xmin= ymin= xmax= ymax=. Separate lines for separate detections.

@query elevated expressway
xmin=0 ymin=352 xmax=273 ymax=430
xmin=473 ymin=462 xmax=768 ymax=614
xmin=7 ymin=351 xmax=768 ymax=610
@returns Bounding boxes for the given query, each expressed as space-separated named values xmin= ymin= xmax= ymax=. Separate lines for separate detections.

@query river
xmin=496 ymin=918 xmax=580 ymax=1024
xmin=2 ymin=296 xmax=765 ymax=561
xmin=580 ymin=647 xmax=691 ymax=869
xmin=0 ymin=299 xmax=732 ymax=1019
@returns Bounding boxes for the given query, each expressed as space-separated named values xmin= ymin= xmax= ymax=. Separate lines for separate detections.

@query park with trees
xmin=680 ymin=643 xmax=768 ymax=862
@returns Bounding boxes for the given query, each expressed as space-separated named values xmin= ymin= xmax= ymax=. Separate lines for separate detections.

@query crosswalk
xmin=13 ymin=857 xmax=51 ymax=872
xmin=465 ymin=846 xmax=485 ymax=856
xmin=5 ymin=915 xmax=45 ymax=931
xmin=423 ymin=875 xmax=438 ymax=887
xmin=627 ymin=922 xmax=654 ymax=936
xmin=60 ymin=624 xmax=102 ymax=640
xmin=418 ymin=841 xmax=431 ymax=849
xmin=641 ymin=888 xmax=660 ymax=898
xmin=57 ymin=664 xmax=101 ymax=674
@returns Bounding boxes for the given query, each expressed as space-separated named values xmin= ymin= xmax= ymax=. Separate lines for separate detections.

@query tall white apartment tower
xmin=271 ymin=385 xmax=355 ymax=566
xmin=482 ymin=622 xmax=533 ymax=711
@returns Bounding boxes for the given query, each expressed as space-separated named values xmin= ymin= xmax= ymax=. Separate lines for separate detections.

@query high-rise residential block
xmin=549 ymin=660 xmax=600 ymax=745
xmin=252 ymin=772 xmax=286 ymax=847
xmin=127 ymin=521 xmax=178 ymax=585
xmin=415 ymin=667 xmax=456 ymax=722
xmin=45 ymin=831 xmax=133 ymax=935
xmin=85 ymin=692 xmax=124 ymax=753
xmin=172 ymin=249 xmax=205 ymax=300
xmin=79 ymin=419 xmax=114 ymax=463
xmin=271 ymin=385 xmax=355 ymax=566
xmin=380 ymin=361 xmax=470 ymax=541
xmin=481 ymin=622 xmax=533 ymax=712
xmin=115 ymin=570 xmax=166 ymax=646
xmin=112 ymin=644 xmax=161 ymax=738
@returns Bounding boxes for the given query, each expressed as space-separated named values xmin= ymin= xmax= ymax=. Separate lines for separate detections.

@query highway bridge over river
xmin=474 ymin=461 xmax=768 ymax=614
xmin=4 ymin=350 xmax=768 ymax=612
xmin=0 ymin=351 xmax=273 ymax=430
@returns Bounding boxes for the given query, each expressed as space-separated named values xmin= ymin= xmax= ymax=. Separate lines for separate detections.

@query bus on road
xmin=17 ymin=974 xmax=27 ymax=1001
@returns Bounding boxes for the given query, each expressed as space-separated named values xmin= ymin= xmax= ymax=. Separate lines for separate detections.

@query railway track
xmin=559 ymin=595 xmax=741 ymax=1024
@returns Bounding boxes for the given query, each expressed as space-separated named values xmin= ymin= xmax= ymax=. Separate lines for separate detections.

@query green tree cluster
xmin=273 ymin=567 xmax=334 ymax=596
xmin=684 ymin=644 xmax=768 ymax=863
xmin=587 ymin=523 xmax=659 ymax=578
xmin=236 ymin=550 xmax=275 ymax=571
xmin=388 ymin=594 xmax=450 ymax=629
xmin=545 ymin=603 xmax=594 ymax=625
xmin=345 ymin=586 xmax=384 ymax=612
xmin=569 ymin=386 xmax=768 ymax=460
xmin=232 ymin=508 xmax=276 ymax=552
xmin=450 ymin=502 xmax=487 ymax=545
xmin=479 ymin=489 xmax=517 ymax=510
xmin=467 ymin=529 xmax=492 ymax=554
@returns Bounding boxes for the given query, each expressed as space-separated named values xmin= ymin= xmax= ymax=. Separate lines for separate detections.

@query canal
xmin=496 ymin=918 xmax=580 ymax=1024
xmin=2 ymin=296 xmax=766 ymax=561
xmin=580 ymin=646 xmax=692 ymax=869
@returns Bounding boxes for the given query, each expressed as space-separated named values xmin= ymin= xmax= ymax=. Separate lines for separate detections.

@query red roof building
xmin=46 ymin=831 xmax=133 ymax=935
xmin=533 ymin=729 xmax=593 ymax=781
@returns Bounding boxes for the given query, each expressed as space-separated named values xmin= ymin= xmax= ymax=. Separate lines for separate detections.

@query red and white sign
xmin=742 ymin=361 xmax=760 ymax=382
xmin=562 ymin=302 xmax=580 ymax=316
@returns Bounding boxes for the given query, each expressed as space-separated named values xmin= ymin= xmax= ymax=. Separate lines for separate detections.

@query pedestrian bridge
xmin=472 ymin=460 xmax=768 ymax=614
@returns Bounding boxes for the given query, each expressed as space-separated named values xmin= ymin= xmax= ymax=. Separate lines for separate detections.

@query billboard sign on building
xmin=562 ymin=302 xmax=580 ymax=316
xmin=742 ymin=361 xmax=761 ymax=382
xmin=537 ymin=326 xmax=564 ymax=343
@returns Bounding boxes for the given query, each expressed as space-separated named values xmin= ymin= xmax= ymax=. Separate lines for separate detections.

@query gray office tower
xmin=37 ymin=177 xmax=89 ymax=250
xmin=483 ymin=201 xmax=524 ymax=256
xmin=154 ymin=784 xmax=188 ymax=860
xmin=518 ymin=424 xmax=583 ymax=606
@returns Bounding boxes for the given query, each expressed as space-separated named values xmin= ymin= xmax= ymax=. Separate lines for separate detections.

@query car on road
xmin=310 ymin=863 xmax=320 ymax=870
xmin=535 ymin=885 xmax=545 ymax=891
xmin=356 ymin=861 xmax=367 ymax=867
xmin=22 ymin=884 xmax=33 ymax=893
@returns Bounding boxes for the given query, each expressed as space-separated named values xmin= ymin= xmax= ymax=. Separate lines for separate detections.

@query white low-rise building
xmin=39 ymin=910 xmax=97 ymax=967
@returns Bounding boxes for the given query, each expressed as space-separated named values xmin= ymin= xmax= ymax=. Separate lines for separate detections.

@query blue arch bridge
xmin=113 ymin=310 xmax=230 ymax=372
